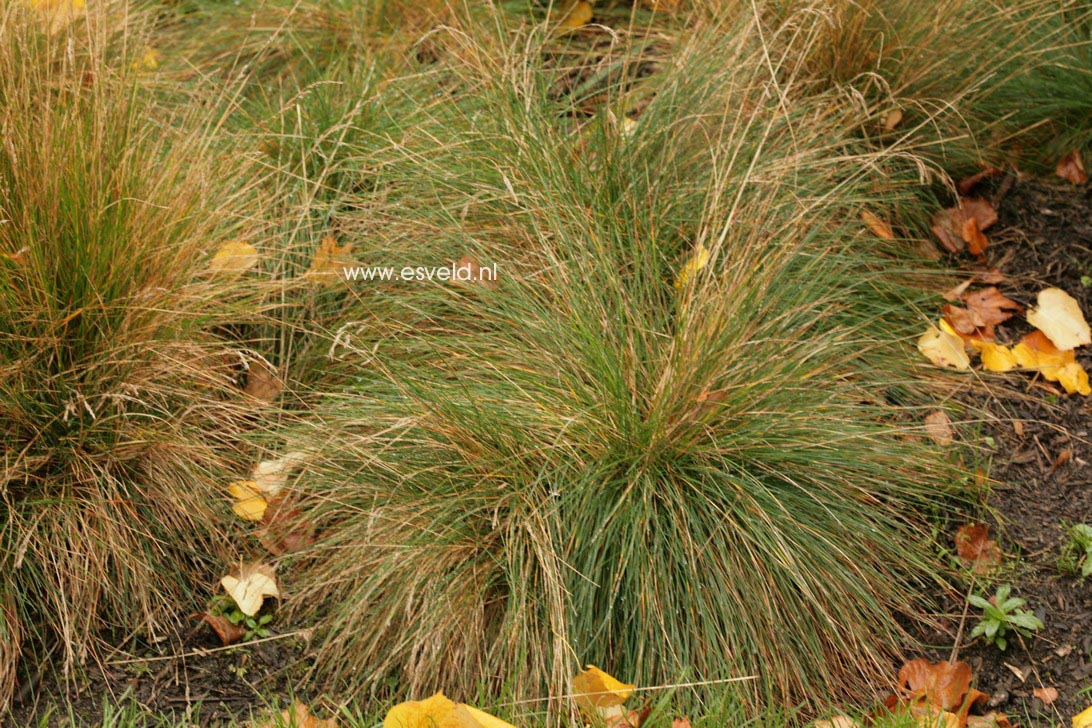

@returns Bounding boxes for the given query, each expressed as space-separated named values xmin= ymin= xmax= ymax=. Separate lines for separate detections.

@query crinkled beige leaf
xmin=573 ymin=665 xmax=635 ymax=717
xmin=917 ymin=321 xmax=970 ymax=370
xmin=1026 ymin=287 xmax=1091 ymax=350
xmin=924 ymin=410 xmax=954 ymax=446
xmin=253 ymin=451 xmax=309 ymax=497
xmin=674 ymin=245 xmax=710 ymax=290
xmin=209 ymin=240 xmax=258 ymax=274
xmin=220 ymin=563 xmax=278 ymax=617
xmin=227 ymin=480 xmax=267 ymax=521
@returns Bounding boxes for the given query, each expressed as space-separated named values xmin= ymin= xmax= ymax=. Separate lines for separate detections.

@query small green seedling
xmin=1059 ymin=523 xmax=1092 ymax=578
xmin=209 ymin=594 xmax=275 ymax=641
xmin=968 ymin=585 xmax=1044 ymax=651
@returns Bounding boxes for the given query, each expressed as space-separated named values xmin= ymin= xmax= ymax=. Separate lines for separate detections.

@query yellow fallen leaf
xmin=973 ymin=340 xmax=1017 ymax=372
xmin=383 ymin=693 xmax=513 ymax=728
xmin=1074 ymin=705 xmax=1092 ymax=728
xmin=674 ymin=245 xmax=710 ymax=290
xmin=227 ymin=480 xmax=267 ymax=521
xmin=253 ymin=451 xmax=309 ymax=497
xmin=1012 ymin=331 xmax=1091 ymax=395
xmin=573 ymin=665 xmax=635 ymax=718
xmin=555 ymin=0 xmax=593 ymax=29
xmin=209 ymin=240 xmax=259 ymax=274
xmin=1027 ymin=287 xmax=1091 ymax=350
xmin=220 ymin=562 xmax=279 ymax=616
xmin=459 ymin=705 xmax=516 ymax=728
xmin=917 ymin=320 xmax=970 ymax=370
xmin=305 ymin=235 xmax=353 ymax=281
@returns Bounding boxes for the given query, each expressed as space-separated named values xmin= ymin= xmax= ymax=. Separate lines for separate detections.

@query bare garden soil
xmin=917 ymin=176 xmax=1092 ymax=726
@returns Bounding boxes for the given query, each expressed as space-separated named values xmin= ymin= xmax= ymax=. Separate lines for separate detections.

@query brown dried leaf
xmin=958 ymin=166 xmax=1004 ymax=196
xmin=955 ymin=524 xmax=1002 ymax=574
xmin=962 ymin=288 xmax=1022 ymax=327
xmin=243 ymin=360 xmax=282 ymax=403
xmin=1056 ymin=150 xmax=1088 ymax=185
xmin=259 ymin=501 xmax=316 ymax=555
xmin=671 ymin=719 xmax=693 ymax=728
xmin=931 ymin=199 xmax=999 ymax=255
xmin=924 ymin=410 xmax=954 ymax=446
xmin=191 ymin=612 xmax=245 ymax=646
xmin=882 ymin=108 xmax=903 ymax=132
xmin=1032 ymin=687 xmax=1058 ymax=704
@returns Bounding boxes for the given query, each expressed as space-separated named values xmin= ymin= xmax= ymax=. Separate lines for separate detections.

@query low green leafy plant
xmin=1059 ymin=523 xmax=1092 ymax=578
xmin=968 ymin=585 xmax=1044 ymax=651
xmin=208 ymin=596 xmax=275 ymax=642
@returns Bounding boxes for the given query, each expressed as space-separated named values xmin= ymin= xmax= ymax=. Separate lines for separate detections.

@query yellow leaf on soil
xmin=555 ymin=0 xmax=593 ymax=29
xmin=305 ymin=235 xmax=353 ymax=281
xmin=383 ymin=693 xmax=513 ymax=728
xmin=973 ymin=341 xmax=1017 ymax=372
xmin=220 ymin=562 xmax=278 ymax=617
xmin=674 ymin=245 xmax=710 ymax=290
xmin=227 ymin=480 xmax=267 ymax=521
xmin=1026 ymin=287 xmax=1091 ymax=350
xmin=209 ymin=240 xmax=258 ymax=274
xmin=1074 ymin=705 xmax=1092 ymax=728
xmin=1012 ymin=331 xmax=1091 ymax=395
xmin=917 ymin=320 xmax=970 ymax=370
xmin=573 ymin=665 xmax=635 ymax=716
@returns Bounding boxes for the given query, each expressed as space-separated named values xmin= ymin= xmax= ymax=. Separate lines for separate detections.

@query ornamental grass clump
xmin=0 ymin=5 xmax=261 ymax=704
xmin=284 ymin=7 xmax=965 ymax=713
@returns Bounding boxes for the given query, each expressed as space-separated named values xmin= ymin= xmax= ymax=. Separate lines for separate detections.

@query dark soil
xmin=919 ymin=176 xmax=1092 ymax=726
xmin=9 ymin=622 xmax=313 ymax=726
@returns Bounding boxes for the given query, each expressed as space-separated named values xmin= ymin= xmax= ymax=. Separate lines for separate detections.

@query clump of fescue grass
xmin=281 ymin=5 xmax=969 ymax=716
xmin=0 ymin=4 xmax=267 ymax=704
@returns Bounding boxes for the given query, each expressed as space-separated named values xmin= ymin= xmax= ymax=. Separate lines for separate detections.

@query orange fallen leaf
xmin=955 ymin=524 xmax=1002 ymax=574
xmin=671 ymin=719 xmax=693 ymax=728
xmin=191 ymin=612 xmax=246 ymax=646
xmin=1056 ymin=150 xmax=1088 ymax=185
xmin=305 ymin=235 xmax=354 ymax=282
xmin=898 ymin=659 xmax=988 ymax=725
xmin=256 ymin=701 xmax=337 ymax=728
xmin=1032 ymin=686 xmax=1058 ymax=704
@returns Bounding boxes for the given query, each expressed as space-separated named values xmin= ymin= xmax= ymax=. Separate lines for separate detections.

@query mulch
xmin=917 ymin=176 xmax=1092 ymax=726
